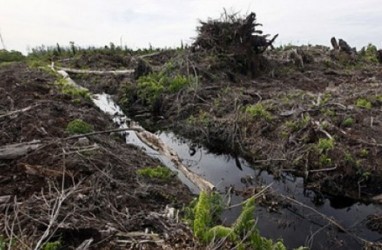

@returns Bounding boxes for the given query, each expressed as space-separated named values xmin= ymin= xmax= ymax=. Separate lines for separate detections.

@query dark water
xmin=158 ymin=131 xmax=382 ymax=249
xmin=93 ymin=93 xmax=382 ymax=250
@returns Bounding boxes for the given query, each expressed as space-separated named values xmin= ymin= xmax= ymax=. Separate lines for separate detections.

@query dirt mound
xmin=0 ymin=63 xmax=195 ymax=249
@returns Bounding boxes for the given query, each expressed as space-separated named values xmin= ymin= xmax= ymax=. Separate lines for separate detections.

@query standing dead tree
xmin=191 ymin=11 xmax=278 ymax=76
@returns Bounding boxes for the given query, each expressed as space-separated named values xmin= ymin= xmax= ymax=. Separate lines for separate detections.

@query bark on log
xmin=133 ymin=126 xmax=215 ymax=192
xmin=0 ymin=140 xmax=41 ymax=160
xmin=56 ymin=67 xmax=135 ymax=75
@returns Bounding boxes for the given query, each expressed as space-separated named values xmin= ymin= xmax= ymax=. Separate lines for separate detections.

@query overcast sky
xmin=0 ymin=0 xmax=381 ymax=54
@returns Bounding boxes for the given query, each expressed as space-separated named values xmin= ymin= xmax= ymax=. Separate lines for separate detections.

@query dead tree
xmin=378 ymin=50 xmax=382 ymax=64
xmin=330 ymin=37 xmax=339 ymax=50
xmin=192 ymin=12 xmax=278 ymax=76
xmin=338 ymin=39 xmax=356 ymax=55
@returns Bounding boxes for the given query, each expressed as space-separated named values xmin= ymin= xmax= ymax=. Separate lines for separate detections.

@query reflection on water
xmin=158 ymin=131 xmax=382 ymax=249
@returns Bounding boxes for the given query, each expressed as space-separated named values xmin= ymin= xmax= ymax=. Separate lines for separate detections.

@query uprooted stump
xmin=378 ymin=49 xmax=382 ymax=64
xmin=191 ymin=12 xmax=278 ymax=76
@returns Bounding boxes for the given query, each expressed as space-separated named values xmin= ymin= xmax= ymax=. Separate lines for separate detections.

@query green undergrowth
xmin=136 ymin=71 xmax=195 ymax=105
xmin=358 ymin=44 xmax=379 ymax=64
xmin=136 ymin=166 xmax=175 ymax=180
xmin=244 ymin=103 xmax=273 ymax=121
xmin=55 ymin=77 xmax=91 ymax=101
xmin=42 ymin=241 xmax=61 ymax=250
xmin=0 ymin=49 xmax=25 ymax=63
xmin=185 ymin=192 xmax=305 ymax=249
xmin=355 ymin=98 xmax=372 ymax=109
xmin=66 ymin=119 xmax=93 ymax=135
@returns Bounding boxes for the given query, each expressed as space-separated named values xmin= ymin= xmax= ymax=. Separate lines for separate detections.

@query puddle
xmin=92 ymin=92 xmax=382 ymax=249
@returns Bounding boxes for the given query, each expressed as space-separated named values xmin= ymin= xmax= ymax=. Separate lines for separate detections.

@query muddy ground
xmin=0 ymin=63 xmax=196 ymax=249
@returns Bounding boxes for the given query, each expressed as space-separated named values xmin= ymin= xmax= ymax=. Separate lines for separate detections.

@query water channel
xmin=91 ymin=92 xmax=382 ymax=249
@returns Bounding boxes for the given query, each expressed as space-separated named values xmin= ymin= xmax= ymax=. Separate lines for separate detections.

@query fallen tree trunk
xmin=133 ymin=126 xmax=215 ymax=192
xmin=52 ymin=66 xmax=215 ymax=193
xmin=0 ymin=140 xmax=41 ymax=160
xmin=56 ymin=67 xmax=135 ymax=75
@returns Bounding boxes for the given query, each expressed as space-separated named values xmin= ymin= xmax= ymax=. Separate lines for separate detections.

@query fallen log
xmin=56 ymin=67 xmax=135 ymax=75
xmin=133 ymin=126 xmax=215 ymax=192
xmin=52 ymin=67 xmax=215 ymax=192
xmin=0 ymin=104 xmax=40 ymax=119
xmin=0 ymin=140 xmax=41 ymax=160
xmin=19 ymin=163 xmax=74 ymax=178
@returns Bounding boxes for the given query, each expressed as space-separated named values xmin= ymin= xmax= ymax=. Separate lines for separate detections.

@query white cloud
xmin=0 ymin=0 xmax=381 ymax=53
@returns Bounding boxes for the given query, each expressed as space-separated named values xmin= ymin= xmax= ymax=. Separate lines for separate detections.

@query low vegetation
xmin=244 ymin=103 xmax=273 ymax=121
xmin=55 ymin=78 xmax=91 ymax=101
xmin=136 ymin=70 xmax=195 ymax=106
xmin=136 ymin=166 xmax=175 ymax=180
xmin=185 ymin=192 xmax=295 ymax=249
xmin=355 ymin=98 xmax=372 ymax=109
xmin=0 ymin=49 xmax=25 ymax=63
xmin=66 ymin=119 xmax=93 ymax=135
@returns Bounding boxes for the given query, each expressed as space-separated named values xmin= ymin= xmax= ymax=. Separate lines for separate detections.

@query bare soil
xmin=0 ymin=63 xmax=196 ymax=249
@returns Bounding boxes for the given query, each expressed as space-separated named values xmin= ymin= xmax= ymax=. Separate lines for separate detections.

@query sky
xmin=0 ymin=0 xmax=381 ymax=54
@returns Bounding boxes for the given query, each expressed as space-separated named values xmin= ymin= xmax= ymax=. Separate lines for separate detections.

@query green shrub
xmin=42 ymin=241 xmax=61 ymax=250
xmin=317 ymin=138 xmax=334 ymax=153
xmin=168 ymin=75 xmax=189 ymax=92
xmin=56 ymin=78 xmax=90 ymax=100
xmin=66 ymin=119 xmax=93 ymax=135
xmin=188 ymin=192 xmax=289 ymax=249
xmin=137 ymin=72 xmax=166 ymax=104
xmin=244 ymin=103 xmax=272 ymax=121
xmin=342 ymin=117 xmax=354 ymax=127
xmin=359 ymin=44 xmax=378 ymax=63
xmin=319 ymin=155 xmax=332 ymax=167
xmin=187 ymin=111 xmax=210 ymax=126
xmin=0 ymin=49 xmax=25 ymax=63
xmin=285 ymin=114 xmax=310 ymax=132
xmin=136 ymin=166 xmax=174 ymax=180
xmin=193 ymin=191 xmax=212 ymax=240
xmin=136 ymin=71 xmax=192 ymax=105
xmin=355 ymin=98 xmax=372 ymax=109
xmin=359 ymin=148 xmax=369 ymax=158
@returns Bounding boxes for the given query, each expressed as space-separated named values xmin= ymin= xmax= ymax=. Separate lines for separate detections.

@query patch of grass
xmin=355 ymin=98 xmax=372 ymax=109
xmin=0 ymin=236 xmax=6 ymax=250
xmin=187 ymin=110 xmax=210 ymax=126
xmin=285 ymin=114 xmax=311 ymax=132
xmin=136 ymin=166 xmax=175 ymax=181
xmin=55 ymin=78 xmax=91 ymax=101
xmin=319 ymin=155 xmax=332 ymax=167
xmin=342 ymin=117 xmax=354 ymax=127
xmin=55 ymin=77 xmax=90 ymax=100
xmin=136 ymin=71 xmax=194 ymax=105
xmin=66 ymin=119 xmax=93 ymax=135
xmin=244 ymin=103 xmax=272 ymax=121
xmin=0 ymin=236 xmax=14 ymax=250
xmin=317 ymin=138 xmax=334 ymax=153
xmin=322 ymin=108 xmax=336 ymax=117
xmin=359 ymin=148 xmax=369 ymax=158
xmin=42 ymin=241 xmax=61 ymax=250
xmin=321 ymin=93 xmax=331 ymax=105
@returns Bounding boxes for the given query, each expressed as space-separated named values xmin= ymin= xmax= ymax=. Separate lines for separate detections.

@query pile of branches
xmin=191 ymin=11 xmax=278 ymax=75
